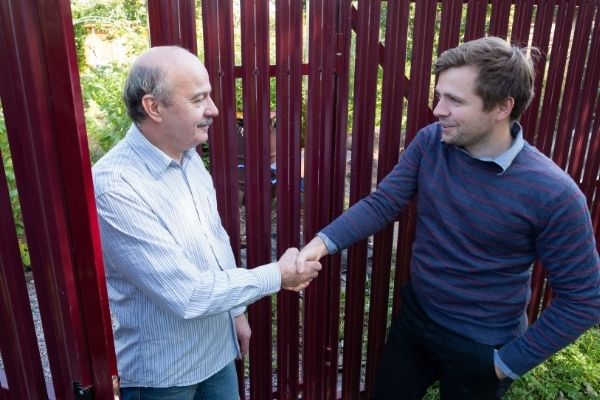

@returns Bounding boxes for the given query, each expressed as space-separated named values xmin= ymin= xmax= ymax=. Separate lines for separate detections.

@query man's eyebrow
xmin=190 ymin=91 xmax=210 ymax=100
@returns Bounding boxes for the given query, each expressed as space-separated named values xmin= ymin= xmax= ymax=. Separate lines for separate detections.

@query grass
xmin=423 ymin=327 xmax=600 ymax=400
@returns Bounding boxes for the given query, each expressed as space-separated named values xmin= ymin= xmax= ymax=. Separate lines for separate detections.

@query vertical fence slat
xmin=325 ymin=0 xmax=353 ymax=398
xmin=580 ymin=100 xmax=600 ymax=203
xmin=304 ymin=0 xmax=341 ymax=398
xmin=567 ymin=4 xmax=600 ymax=181
xmin=147 ymin=0 xmax=197 ymax=53
xmin=511 ymin=0 xmax=535 ymax=45
xmin=553 ymin=3 xmax=595 ymax=170
xmin=240 ymin=2 xmax=272 ymax=399
xmin=393 ymin=0 xmax=437 ymax=316
xmin=342 ymin=1 xmax=382 ymax=398
xmin=37 ymin=1 xmax=118 ymax=397
xmin=439 ymin=0 xmax=463 ymax=54
xmin=527 ymin=260 xmax=546 ymax=322
xmin=520 ymin=0 xmax=556 ymax=141
xmin=0 ymin=1 xmax=119 ymax=398
xmin=0 ymin=152 xmax=46 ymax=399
xmin=364 ymin=0 xmax=411 ymax=397
xmin=200 ymin=1 xmax=244 ymax=395
xmin=275 ymin=0 xmax=303 ymax=398
xmin=535 ymin=0 xmax=576 ymax=155
xmin=489 ymin=0 xmax=511 ymax=38
xmin=328 ymin=0 xmax=353 ymax=395
xmin=465 ymin=0 xmax=488 ymax=41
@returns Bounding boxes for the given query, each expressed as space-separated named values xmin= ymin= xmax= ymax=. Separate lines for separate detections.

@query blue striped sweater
xmin=321 ymin=122 xmax=600 ymax=376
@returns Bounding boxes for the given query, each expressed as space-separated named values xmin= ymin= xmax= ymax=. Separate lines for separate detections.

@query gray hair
xmin=123 ymin=63 xmax=171 ymax=123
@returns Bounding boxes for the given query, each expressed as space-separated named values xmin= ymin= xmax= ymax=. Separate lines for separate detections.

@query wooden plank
xmin=527 ymin=261 xmax=546 ymax=322
xmin=147 ymin=0 xmax=197 ymax=53
xmin=0 ymin=1 xmax=118 ymax=398
xmin=239 ymin=1 xmax=273 ymax=398
xmin=274 ymin=0 xmax=303 ymax=398
xmin=464 ymin=0 xmax=488 ymax=41
xmin=0 ymin=151 xmax=47 ymax=399
xmin=303 ymin=0 xmax=341 ymax=397
xmin=342 ymin=1 xmax=382 ymax=397
xmin=535 ymin=0 xmax=576 ymax=155
xmin=553 ymin=2 xmax=595 ymax=169
xmin=438 ymin=0 xmax=463 ymax=54
xmin=364 ymin=0 xmax=411 ymax=397
xmin=520 ymin=0 xmax=556 ymax=141
xmin=200 ymin=0 xmax=244 ymax=395
xmin=393 ymin=0 xmax=437 ymax=317
xmin=510 ymin=0 xmax=534 ymax=45
xmin=327 ymin=0 xmax=353 ymax=395
xmin=489 ymin=0 xmax=511 ymax=38
xmin=567 ymin=3 xmax=600 ymax=182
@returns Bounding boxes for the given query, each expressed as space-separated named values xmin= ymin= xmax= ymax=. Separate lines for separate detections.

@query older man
xmin=299 ymin=36 xmax=600 ymax=399
xmin=93 ymin=46 xmax=320 ymax=400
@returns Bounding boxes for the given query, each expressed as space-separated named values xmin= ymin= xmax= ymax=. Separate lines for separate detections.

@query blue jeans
xmin=120 ymin=362 xmax=239 ymax=400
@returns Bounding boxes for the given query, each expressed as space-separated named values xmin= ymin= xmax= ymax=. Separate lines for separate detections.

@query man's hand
xmin=279 ymin=247 xmax=321 ymax=291
xmin=494 ymin=361 xmax=507 ymax=380
xmin=297 ymin=236 xmax=328 ymax=270
xmin=235 ymin=314 xmax=251 ymax=358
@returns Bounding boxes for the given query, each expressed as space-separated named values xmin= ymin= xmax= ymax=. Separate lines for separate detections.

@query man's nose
xmin=433 ymin=99 xmax=448 ymax=118
xmin=206 ymin=97 xmax=219 ymax=117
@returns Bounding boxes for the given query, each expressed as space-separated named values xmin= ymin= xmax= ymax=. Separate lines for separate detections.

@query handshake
xmin=277 ymin=236 xmax=329 ymax=292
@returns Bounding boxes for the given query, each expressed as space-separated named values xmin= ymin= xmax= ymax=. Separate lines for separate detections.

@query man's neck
xmin=465 ymin=122 xmax=513 ymax=159
xmin=136 ymin=122 xmax=183 ymax=162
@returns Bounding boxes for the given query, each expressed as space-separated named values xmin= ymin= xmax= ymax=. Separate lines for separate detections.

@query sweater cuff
xmin=317 ymin=232 xmax=338 ymax=254
xmin=494 ymin=349 xmax=519 ymax=380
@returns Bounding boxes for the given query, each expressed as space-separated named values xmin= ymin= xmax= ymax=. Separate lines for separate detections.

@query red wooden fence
xmin=0 ymin=1 xmax=599 ymax=399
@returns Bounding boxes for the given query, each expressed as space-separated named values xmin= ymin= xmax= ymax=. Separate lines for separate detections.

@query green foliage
xmin=423 ymin=328 xmax=600 ymax=400
xmin=72 ymin=0 xmax=147 ymax=162
xmin=0 ymin=104 xmax=30 ymax=266
xmin=81 ymin=62 xmax=131 ymax=162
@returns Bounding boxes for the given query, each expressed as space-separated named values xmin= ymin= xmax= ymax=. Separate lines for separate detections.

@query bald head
xmin=123 ymin=46 xmax=206 ymax=123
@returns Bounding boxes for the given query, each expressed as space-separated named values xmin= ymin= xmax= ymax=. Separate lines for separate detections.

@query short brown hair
xmin=434 ymin=36 xmax=537 ymax=121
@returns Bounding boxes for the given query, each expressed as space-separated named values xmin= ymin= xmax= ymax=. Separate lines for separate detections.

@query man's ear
xmin=141 ymin=94 xmax=163 ymax=123
xmin=495 ymin=97 xmax=514 ymax=121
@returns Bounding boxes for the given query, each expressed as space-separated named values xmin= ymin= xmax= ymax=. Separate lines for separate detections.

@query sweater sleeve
xmin=320 ymin=127 xmax=429 ymax=250
xmin=497 ymin=185 xmax=600 ymax=376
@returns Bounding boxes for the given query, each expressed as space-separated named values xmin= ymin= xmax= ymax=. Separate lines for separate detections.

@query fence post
xmin=0 ymin=0 xmax=118 ymax=398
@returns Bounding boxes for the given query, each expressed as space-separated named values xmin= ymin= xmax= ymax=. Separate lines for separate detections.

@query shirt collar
xmin=125 ymin=124 xmax=179 ymax=177
xmin=458 ymin=122 xmax=524 ymax=173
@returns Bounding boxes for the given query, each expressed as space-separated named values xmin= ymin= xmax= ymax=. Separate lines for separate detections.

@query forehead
xmin=436 ymin=65 xmax=479 ymax=96
xmin=168 ymin=58 xmax=211 ymax=94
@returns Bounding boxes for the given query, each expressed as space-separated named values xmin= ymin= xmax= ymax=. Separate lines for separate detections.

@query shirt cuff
xmin=253 ymin=262 xmax=282 ymax=294
xmin=317 ymin=232 xmax=338 ymax=254
xmin=231 ymin=305 xmax=247 ymax=317
xmin=494 ymin=349 xmax=519 ymax=380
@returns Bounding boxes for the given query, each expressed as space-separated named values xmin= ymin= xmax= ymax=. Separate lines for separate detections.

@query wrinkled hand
xmin=279 ymin=247 xmax=321 ymax=291
xmin=235 ymin=314 xmax=251 ymax=358
xmin=297 ymin=236 xmax=328 ymax=267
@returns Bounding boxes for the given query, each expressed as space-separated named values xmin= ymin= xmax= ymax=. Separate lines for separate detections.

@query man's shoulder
xmin=515 ymin=143 xmax=586 ymax=204
xmin=92 ymin=140 xmax=143 ymax=197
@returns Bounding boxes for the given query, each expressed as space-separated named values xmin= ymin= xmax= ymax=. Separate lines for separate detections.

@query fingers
xmin=297 ymin=236 xmax=328 ymax=263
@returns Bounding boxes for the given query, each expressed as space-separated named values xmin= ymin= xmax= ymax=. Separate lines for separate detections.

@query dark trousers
xmin=373 ymin=283 xmax=513 ymax=400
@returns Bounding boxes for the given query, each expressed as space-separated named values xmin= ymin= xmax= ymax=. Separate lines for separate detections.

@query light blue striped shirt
xmin=93 ymin=124 xmax=281 ymax=388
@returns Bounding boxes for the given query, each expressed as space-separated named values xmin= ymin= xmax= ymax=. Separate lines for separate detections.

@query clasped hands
xmin=278 ymin=236 xmax=329 ymax=291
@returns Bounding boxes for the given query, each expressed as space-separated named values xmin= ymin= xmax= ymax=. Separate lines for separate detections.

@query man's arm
xmin=96 ymin=188 xmax=320 ymax=319
xmin=316 ymin=128 xmax=429 ymax=252
xmin=497 ymin=187 xmax=600 ymax=376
